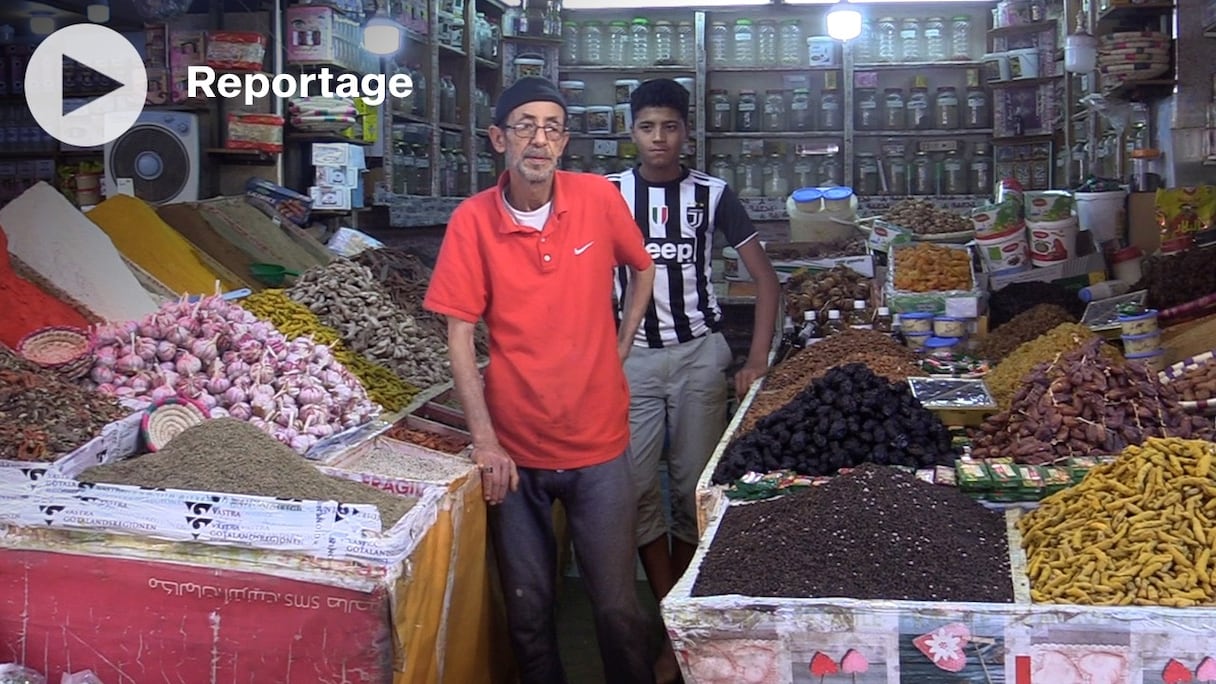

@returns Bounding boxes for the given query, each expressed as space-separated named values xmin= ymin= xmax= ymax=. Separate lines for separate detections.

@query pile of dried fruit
xmin=288 ymin=259 xmax=450 ymax=387
xmin=970 ymin=338 xmax=1208 ymax=464
xmin=1134 ymin=248 xmax=1216 ymax=311
xmin=385 ymin=423 xmax=469 ymax=454
xmin=1019 ymin=438 xmax=1216 ymax=606
xmin=987 ymin=281 xmax=1086 ymax=329
xmin=716 ymin=364 xmax=955 ymax=483
xmin=783 ymin=265 xmax=872 ymax=323
xmin=984 ymin=323 xmax=1117 ymax=410
xmin=80 ymin=418 xmax=415 ymax=530
xmin=766 ymin=236 xmax=866 ymax=261
xmin=884 ymin=199 xmax=972 ymax=236
xmin=0 ymin=347 xmax=126 ymax=461
xmin=695 ymin=465 xmax=1013 ymax=602
xmin=892 ymin=243 xmax=973 ymax=293
xmin=1165 ymin=359 xmax=1216 ymax=402
xmin=975 ymin=304 xmax=1077 ymax=363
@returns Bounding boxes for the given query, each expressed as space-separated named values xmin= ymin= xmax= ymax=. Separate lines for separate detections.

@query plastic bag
xmin=61 ymin=673 xmax=104 ymax=684
xmin=1155 ymin=186 xmax=1216 ymax=241
xmin=0 ymin=664 xmax=46 ymax=684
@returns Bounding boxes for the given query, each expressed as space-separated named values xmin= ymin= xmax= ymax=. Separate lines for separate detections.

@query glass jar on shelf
xmin=565 ymin=154 xmax=586 ymax=172
xmin=856 ymin=153 xmax=880 ymax=195
xmin=736 ymin=89 xmax=760 ymax=132
xmin=561 ymin=21 xmax=579 ymax=64
xmin=856 ymin=20 xmax=875 ymax=63
xmin=630 ymin=18 xmax=651 ymax=66
xmin=675 ymin=21 xmax=694 ymax=66
xmin=819 ymin=89 xmax=842 ymax=130
xmin=757 ymin=19 xmax=779 ymax=67
xmin=710 ymin=154 xmax=735 ymax=187
xmin=924 ymin=17 xmax=946 ymax=62
xmin=779 ymin=19 xmax=803 ymax=66
xmin=942 ymin=150 xmax=965 ymax=195
xmin=763 ymin=90 xmax=787 ymax=132
xmin=970 ymin=146 xmax=993 ymax=195
xmin=411 ymin=144 xmax=429 ymax=192
xmin=733 ymin=19 xmax=756 ymax=67
xmin=876 ymin=17 xmax=898 ymax=62
xmin=455 ymin=150 xmax=470 ymax=196
xmin=653 ymin=20 xmax=674 ymax=64
xmin=709 ymin=21 xmax=730 ymax=68
xmin=907 ymin=86 xmax=931 ymax=129
xmin=855 ymin=88 xmax=880 ymax=131
xmin=738 ymin=152 xmax=763 ymax=197
xmin=886 ymin=156 xmax=908 ymax=195
xmin=709 ymin=89 xmax=732 ymax=132
xmin=882 ymin=88 xmax=905 ymax=130
xmin=950 ymin=15 xmax=972 ymax=61
xmin=935 ymin=86 xmax=960 ymax=129
xmin=793 ymin=154 xmax=816 ymax=188
xmin=790 ymin=88 xmax=813 ymax=131
xmin=911 ymin=151 xmax=934 ymax=194
xmin=964 ymin=87 xmax=990 ymax=128
xmin=619 ymin=152 xmax=637 ymax=172
xmin=589 ymin=154 xmax=612 ymax=176
xmin=900 ymin=17 xmax=921 ymax=62
xmin=478 ymin=152 xmax=495 ymax=189
xmin=819 ymin=153 xmax=842 ymax=186
xmin=607 ymin=20 xmax=629 ymax=66
xmin=764 ymin=153 xmax=789 ymax=198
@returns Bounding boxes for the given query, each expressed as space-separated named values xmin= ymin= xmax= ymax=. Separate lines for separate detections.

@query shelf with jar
xmin=852 ymin=137 xmax=994 ymax=198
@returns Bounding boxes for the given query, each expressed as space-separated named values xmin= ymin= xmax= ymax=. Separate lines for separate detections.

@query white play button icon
xmin=24 ymin=24 xmax=148 ymax=148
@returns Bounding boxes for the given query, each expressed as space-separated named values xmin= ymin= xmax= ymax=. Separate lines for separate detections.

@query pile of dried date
xmin=970 ymin=338 xmax=1210 ymax=464
xmin=784 ymin=265 xmax=872 ymax=322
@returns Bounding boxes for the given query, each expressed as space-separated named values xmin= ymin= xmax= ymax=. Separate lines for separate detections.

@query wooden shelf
xmin=569 ymin=132 xmax=630 ymax=140
xmin=707 ymin=132 xmax=842 ymax=139
xmin=992 ymin=133 xmax=1055 ymax=143
xmin=1098 ymin=2 xmax=1175 ymax=22
xmin=286 ymin=133 xmax=373 ymax=145
xmin=502 ymin=34 xmax=563 ymax=46
xmin=474 ymin=56 xmax=500 ymax=70
xmin=438 ymin=43 xmax=466 ymax=58
xmin=989 ymin=75 xmax=1063 ymax=88
xmin=710 ymin=65 xmax=839 ymax=73
xmin=855 ymin=129 xmax=994 ymax=137
xmin=206 ymin=148 xmax=278 ymax=165
xmin=438 ymin=122 xmax=464 ymax=132
xmin=855 ymin=60 xmax=985 ymax=70
xmin=988 ymin=21 xmax=1056 ymax=38
xmin=559 ymin=64 xmax=694 ymax=74
xmin=392 ymin=112 xmax=433 ymax=125
xmin=1104 ymin=78 xmax=1176 ymax=99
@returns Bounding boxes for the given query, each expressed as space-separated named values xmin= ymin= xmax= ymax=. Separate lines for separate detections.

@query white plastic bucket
xmin=1024 ymin=191 xmax=1074 ymax=222
xmin=1007 ymin=48 xmax=1039 ymax=79
xmin=1075 ymin=189 xmax=1127 ymax=245
xmin=1027 ymin=216 xmax=1080 ymax=266
xmin=976 ymin=223 xmax=1031 ymax=274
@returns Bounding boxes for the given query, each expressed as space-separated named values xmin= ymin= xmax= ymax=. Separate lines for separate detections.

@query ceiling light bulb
xmin=363 ymin=16 xmax=402 ymax=56
xmin=30 ymin=13 xmax=55 ymax=36
xmin=826 ymin=5 xmax=862 ymax=42
xmin=87 ymin=2 xmax=110 ymax=23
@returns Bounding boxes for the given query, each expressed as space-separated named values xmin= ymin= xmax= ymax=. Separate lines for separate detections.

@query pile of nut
xmin=288 ymin=259 xmax=450 ymax=388
xmin=784 ymin=265 xmax=872 ymax=321
xmin=970 ymin=338 xmax=1209 ymax=464
xmin=1166 ymin=359 xmax=1216 ymax=402
xmin=892 ymin=243 xmax=973 ymax=293
xmin=885 ymin=199 xmax=972 ymax=236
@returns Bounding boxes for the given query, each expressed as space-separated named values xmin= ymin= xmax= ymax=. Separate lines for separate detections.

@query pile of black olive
xmin=713 ymin=363 xmax=958 ymax=484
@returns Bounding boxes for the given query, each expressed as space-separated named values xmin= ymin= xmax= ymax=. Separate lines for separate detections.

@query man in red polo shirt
xmin=424 ymin=77 xmax=658 ymax=684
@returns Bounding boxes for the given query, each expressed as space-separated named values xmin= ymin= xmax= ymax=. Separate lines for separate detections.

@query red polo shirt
xmin=424 ymin=171 xmax=653 ymax=470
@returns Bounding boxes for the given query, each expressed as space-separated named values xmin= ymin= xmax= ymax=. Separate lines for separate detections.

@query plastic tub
xmin=822 ymin=187 xmax=856 ymax=213
xmin=970 ymin=207 xmax=997 ymax=237
xmin=922 ymin=336 xmax=963 ymax=359
xmin=1075 ymin=189 xmax=1127 ymax=245
xmin=613 ymin=103 xmax=632 ymax=133
xmin=982 ymin=52 xmax=1011 ymax=82
xmin=558 ymin=80 xmax=586 ymax=106
xmin=1027 ymin=216 xmax=1080 ymax=266
xmin=513 ymin=54 xmax=546 ymax=81
xmin=614 ymin=79 xmax=640 ymax=104
xmin=1007 ymin=47 xmax=1039 ymax=79
xmin=904 ymin=331 xmax=933 ymax=350
xmin=976 ymin=222 xmax=1031 ymax=274
xmin=791 ymin=187 xmax=824 ymax=213
xmin=1110 ymin=246 xmax=1144 ymax=284
xmin=566 ymin=106 xmax=586 ymax=133
xmin=1122 ymin=330 xmax=1161 ymax=355
xmin=933 ymin=316 xmax=968 ymax=338
xmin=586 ymin=106 xmax=613 ymax=134
xmin=1126 ymin=348 xmax=1167 ymax=373
xmin=1024 ymin=190 xmax=1074 ymax=222
xmin=900 ymin=311 xmax=935 ymax=334
xmin=1117 ymin=309 xmax=1158 ymax=336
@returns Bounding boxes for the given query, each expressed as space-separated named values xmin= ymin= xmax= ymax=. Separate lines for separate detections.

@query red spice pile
xmin=0 ymin=224 xmax=90 ymax=347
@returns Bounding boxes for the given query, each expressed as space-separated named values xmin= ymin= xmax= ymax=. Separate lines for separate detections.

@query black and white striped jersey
xmin=607 ymin=166 xmax=758 ymax=349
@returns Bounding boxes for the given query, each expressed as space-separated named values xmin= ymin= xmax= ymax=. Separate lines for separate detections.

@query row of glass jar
xmin=706 ymin=19 xmax=808 ymax=69
xmin=563 ymin=152 xmax=695 ymax=175
xmin=856 ymin=16 xmax=975 ymax=64
xmin=562 ymin=19 xmax=696 ymax=67
xmin=390 ymin=144 xmax=498 ymax=197
xmin=388 ymin=66 xmax=461 ymax=125
xmin=709 ymin=88 xmax=844 ymax=133
xmin=856 ymin=86 xmax=990 ymax=131
xmin=720 ymin=152 xmax=842 ymax=199
xmin=855 ymin=147 xmax=993 ymax=196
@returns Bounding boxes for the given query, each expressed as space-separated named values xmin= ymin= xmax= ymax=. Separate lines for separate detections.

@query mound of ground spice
xmin=0 ymin=225 xmax=90 ymax=347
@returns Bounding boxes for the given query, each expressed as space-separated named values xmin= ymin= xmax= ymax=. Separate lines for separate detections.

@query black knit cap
xmin=494 ymin=76 xmax=567 ymax=127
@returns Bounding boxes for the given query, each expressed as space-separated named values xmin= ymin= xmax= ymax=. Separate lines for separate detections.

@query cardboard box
xmin=310 ymin=185 xmax=353 ymax=211
xmin=1128 ymin=191 xmax=1160 ymax=255
xmin=315 ymin=165 xmax=358 ymax=188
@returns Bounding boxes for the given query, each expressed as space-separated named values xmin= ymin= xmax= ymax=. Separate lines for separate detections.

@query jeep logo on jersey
xmin=645 ymin=238 xmax=696 ymax=264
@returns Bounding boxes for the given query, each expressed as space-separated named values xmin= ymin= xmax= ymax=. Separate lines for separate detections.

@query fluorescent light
xmin=562 ymin=0 xmax=766 ymax=7
xmin=30 ymin=12 xmax=55 ymax=35
xmin=826 ymin=4 xmax=862 ymax=41
xmin=363 ymin=16 xmax=402 ymax=55
xmin=87 ymin=1 xmax=110 ymax=23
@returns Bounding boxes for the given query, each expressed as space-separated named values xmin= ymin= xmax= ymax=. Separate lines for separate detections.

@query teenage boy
xmin=607 ymin=76 xmax=780 ymax=673
xmin=425 ymin=76 xmax=658 ymax=684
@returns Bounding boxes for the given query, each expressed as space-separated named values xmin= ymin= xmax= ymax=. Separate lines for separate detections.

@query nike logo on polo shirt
xmin=574 ymin=241 xmax=594 ymax=255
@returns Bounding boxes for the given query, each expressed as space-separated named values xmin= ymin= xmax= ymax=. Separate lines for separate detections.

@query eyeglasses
xmin=502 ymin=121 xmax=567 ymax=140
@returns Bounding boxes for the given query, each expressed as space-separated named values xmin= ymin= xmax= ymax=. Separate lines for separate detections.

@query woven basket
xmin=141 ymin=397 xmax=211 ymax=451
xmin=16 ymin=326 xmax=93 ymax=380
xmin=1159 ymin=350 xmax=1216 ymax=416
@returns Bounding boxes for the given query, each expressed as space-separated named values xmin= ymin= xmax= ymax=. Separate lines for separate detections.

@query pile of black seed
xmin=987 ymin=280 xmax=1085 ymax=329
xmin=693 ymin=465 xmax=1013 ymax=603
xmin=714 ymin=364 xmax=957 ymax=484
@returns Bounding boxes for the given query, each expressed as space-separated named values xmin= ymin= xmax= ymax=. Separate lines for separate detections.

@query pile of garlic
xmin=88 ymin=296 xmax=378 ymax=453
